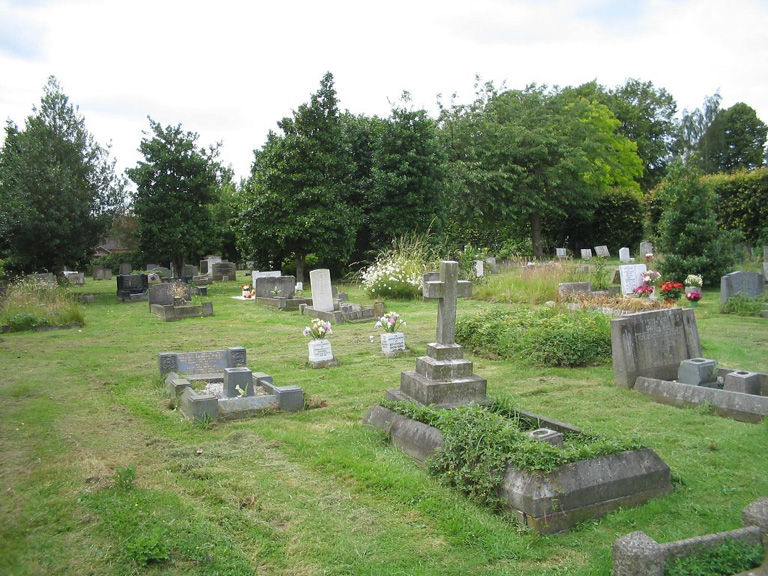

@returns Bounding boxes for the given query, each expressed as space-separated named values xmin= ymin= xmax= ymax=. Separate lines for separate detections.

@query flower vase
xmin=380 ymin=332 xmax=406 ymax=356
xmin=689 ymin=301 xmax=698 ymax=307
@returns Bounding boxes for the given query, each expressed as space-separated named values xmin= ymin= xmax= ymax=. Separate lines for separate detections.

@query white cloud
xmin=1 ymin=0 xmax=766 ymax=180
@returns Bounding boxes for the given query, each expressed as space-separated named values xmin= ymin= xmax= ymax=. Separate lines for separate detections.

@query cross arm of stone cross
xmin=423 ymin=260 xmax=472 ymax=345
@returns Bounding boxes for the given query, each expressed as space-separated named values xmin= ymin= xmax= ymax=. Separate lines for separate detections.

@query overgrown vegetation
xmin=664 ymin=539 xmax=763 ymax=576
xmin=382 ymin=400 xmax=644 ymax=511
xmin=473 ymin=261 xmax=581 ymax=303
xmin=0 ymin=277 xmax=84 ymax=331
xmin=720 ymin=293 xmax=767 ymax=317
xmin=456 ymin=306 xmax=612 ymax=367
xmin=360 ymin=232 xmax=441 ymax=299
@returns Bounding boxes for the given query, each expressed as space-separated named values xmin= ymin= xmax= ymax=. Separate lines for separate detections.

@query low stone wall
xmin=612 ymin=498 xmax=768 ymax=576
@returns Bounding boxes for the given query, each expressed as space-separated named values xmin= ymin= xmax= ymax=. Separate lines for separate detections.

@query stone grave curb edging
xmin=612 ymin=498 xmax=768 ymax=576
xmin=363 ymin=404 xmax=673 ymax=534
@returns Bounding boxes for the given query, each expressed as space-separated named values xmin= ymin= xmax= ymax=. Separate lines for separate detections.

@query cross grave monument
xmin=387 ymin=260 xmax=487 ymax=407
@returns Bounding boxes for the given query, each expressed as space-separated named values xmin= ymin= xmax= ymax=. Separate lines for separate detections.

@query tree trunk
xmin=529 ymin=212 xmax=543 ymax=259
xmin=294 ymin=254 xmax=306 ymax=284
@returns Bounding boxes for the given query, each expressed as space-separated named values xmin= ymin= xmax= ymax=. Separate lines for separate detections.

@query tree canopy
xmin=127 ymin=119 xmax=223 ymax=276
xmin=0 ymin=77 xmax=125 ymax=273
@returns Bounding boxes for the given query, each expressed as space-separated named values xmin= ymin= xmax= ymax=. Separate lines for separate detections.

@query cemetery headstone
xmin=310 ymin=269 xmax=334 ymax=312
xmin=93 ymin=265 xmax=106 ymax=280
xmin=556 ymin=248 xmax=567 ymax=259
xmin=116 ymin=274 xmax=149 ymax=302
xmin=557 ymin=282 xmax=592 ymax=299
xmin=183 ymin=264 xmax=198 ymax=277
xmin=581 ymin=248 xmax=593 ymax=260
xmin=619 ymin=247 xmax=631 ymax=262
xmin=212 ymin=261 xmax=236 ymax=282
xmin=254 ymin=275 xmax=296 ymax=299
xmin=639 ymin=241 xmax=653 ymax=257
xmin=119 ymin=263 xmax=132 ymax=275
xmin=252 ymin=270 xmax=282 ymax=284
xmin=611 ymin=308 xmax=702 ymax=388
xmin=485 ymin=256 xmax=498 ymax=273
xmin=595 ymin=245 xmax=610 ymax=258
xmin=388 ymin=261 xmax=487 ymax=406
xmin=720 ymin=270 xmax=765 ymax=305
xmin=474 ymin=259 xmax=484 ymax=277
xmin=62 ymin=271 xmax=85 ymax=285
xmin=619 ymin=264 xmax=647 ymax=296
xmin=159 ymin=347 xmax=246 ymax=376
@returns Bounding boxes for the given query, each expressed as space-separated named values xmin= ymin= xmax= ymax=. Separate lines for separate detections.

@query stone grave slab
xmin=611 ymin=308 xmax=701 ymax=388
xmin=720 ymin=270 xmax=765 ymax=305
xmin=556 ymin=248 xmax=567 ymax=259
xmin=581 ymin=249 xmax=593 ymax=260
xmin=595 ymin=245 xmax=610 ymax=258
xmin=116 ymin=274 xmax=148 ymax=302
xmin=640 ymin=241 xmax=653 ymax=256
xmin=557 ymin=282 xmax=592 ymax=299
xmin=253 ymin=275 xmax=312 ymax=310
xmin=619 ymin=247 xmax=631 ymax=262
xmin=310 ymin=269 xmax=334 ymax=312
xmin=62 ymin=271 xmax=85 ymax=285
xmin=212 ymin=261 xmax=236 ymax=282
xmin=119 ymin=263 xmax=132 ymax=275
xmin=252 ymin=270 xmax=282 ymax=281
xmin=474 ymin=260 xmax=484 ymax=277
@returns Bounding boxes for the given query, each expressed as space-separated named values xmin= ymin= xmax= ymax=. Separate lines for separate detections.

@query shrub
xmin=360 ymin=232 xmax=440 ymax=299
xmin=720 ymin=293 xmax=766 ymax=317
xmin=456 ymin=306 xmax=612 ymax=367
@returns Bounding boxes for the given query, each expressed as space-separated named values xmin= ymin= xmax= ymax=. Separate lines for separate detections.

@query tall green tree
xmin=237 ymin=72 xmax=358 ymax=282
xmin=0 ymin=76 xmax=125 ymax=273
xmin=127 ymin=119 xmax=222 ymax=276
xmin=699 ymin=103 xmax=767 ymax=173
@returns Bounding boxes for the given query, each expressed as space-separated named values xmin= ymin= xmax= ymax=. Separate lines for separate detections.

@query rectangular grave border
xmin=159 ymin=348 xmax=303 ymax=420
xmin=363 ymin=403 xmax=672 ymax=534
xmin=612 ymin=498 xmax=768 ymax=576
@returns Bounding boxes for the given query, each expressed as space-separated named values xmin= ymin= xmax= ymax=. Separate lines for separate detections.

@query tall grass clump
xmin=456 ymin=306 xmax=611 ymax=367
xmin=360 ymin=232 xmax=441 ymax=299
xmin=473 ymin=261 xmax=584 ymax=304
xmin=0 ymin=277 xmax=85 ymax=331
xmin=720 ymin=293 xmax=766 ymax=317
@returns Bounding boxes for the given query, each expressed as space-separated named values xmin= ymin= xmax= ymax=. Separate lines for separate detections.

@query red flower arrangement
xmin=659 ymin=281 xmax=684 ymax=301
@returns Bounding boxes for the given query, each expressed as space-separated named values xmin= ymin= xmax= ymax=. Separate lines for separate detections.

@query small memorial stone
xmin=310 ymin=269 xmax=334 ymax=313
xmin=595 ymin=245 xmax=610 ymax=258
xmin=580 ymin=248 xmax=593 ymax=260
xmin=619 ymin=264 xmax=647 ymax=296
xmin=556 ymin=248 xmax=567 ymax=259
xmin=619 ymin=247 xmax=631 ymax=262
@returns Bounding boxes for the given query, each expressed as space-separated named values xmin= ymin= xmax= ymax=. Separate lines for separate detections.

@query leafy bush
xmin=91 ymin=250 xmax=145 ymax=274
xmin=710 ymin=166 xmax=768 ymax=247
xmin=664 ymin=539 xmax=763 ymax=576
xmin=655 ymin=164 xmax=740 ymax=286
xmin=382 ymin=401 xmax=643 ymax=510
xmin=0 ymin=278 xmax=84 ymax=331
xmin=720 ymin=293 xmax=766 ymax=317
xmin=456 ymin=306 xmax=612 ymax=367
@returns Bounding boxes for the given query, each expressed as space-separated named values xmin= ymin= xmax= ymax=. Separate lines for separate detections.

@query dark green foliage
xmin=6 ymin=311 xmax=46 ymax=331
xmin=656 ymin=164 xmax=740 ymax=286
xmin=382 ymin=401 xmax=643 ymax=510
xmin=0 ymin=77 xmax=125 ymax=273
xmin=90 ymin=251 xmax=144 ymax=274
xmin=720 ymin=293 xmax=767 ymax=317
xmin=455 ymin=307 xmax=612 ymax=367
xmin=699 ymin=102 xmax=767 ymax=174
xmin=127 ymin=119 xmax=223 ymax=277
xmin=710 ymin=167 xmax=768 ymax=246
xmin=237 ymin=73 xmax=359 ymax=281
xmin=664 ymin=539 xmax=763 ymax=576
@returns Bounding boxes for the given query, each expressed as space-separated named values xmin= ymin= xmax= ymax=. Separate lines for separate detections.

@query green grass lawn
xmin=1 ymin=271 xmax=766 ymax=575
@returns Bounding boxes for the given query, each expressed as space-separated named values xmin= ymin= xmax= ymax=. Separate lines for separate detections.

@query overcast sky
xmin=2 ymin=0 xmax=767 ymax=182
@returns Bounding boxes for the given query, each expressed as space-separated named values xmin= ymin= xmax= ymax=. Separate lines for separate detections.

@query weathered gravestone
xmin=720 ymin=270 xmax=765 ymax=305
xmin=252 ymin=270 xmax=282 ymax=284
xmin=148 ymin=282 xmax=212 ymax=321
xmin=119 ymin=263 xmax=132 ymax=275
xmin=595 ymin=245 xmax=610 ymax=258
xmin=92 ymin=265 xmax=106 ymax=280
xmin=212 ymin=261 xmax=236 ymax=282
xmin=556 ymin=248 xmax=567 ymax=259
xmin=581 ymin=248 xmax=593 ymax=260
xmin=182 ymin=264 xmax=198 ymax=278
xmin=254 ymin=275 xmax=296 ymax=299
xmin=639 ymin=241 xmax=653 ymax=256
xmin=116 ymin=274 xmax=149 ymax=302
xmin=474 ymin=259 xmax=484 ymax=277
xmin=387 ymin=260 xmax=487 ymax=407
xmin=62 ymin=271 xmax=85 ymax=285
xmin=310 ymin=269 xmax=334 ymax=312
xmin=611 ymin=308 xmax=701 ymax=389
xmin=159 ymin=347 xmax=247 ymax=377
xmin=619 ymin=247 xmax=631 ymax=263
xmin=619 ymin=264 xmax=647 ymax=296
xmin=557 ymin=282 xmax=592 ymax=299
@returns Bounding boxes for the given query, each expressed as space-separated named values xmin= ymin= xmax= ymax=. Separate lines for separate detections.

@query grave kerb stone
xmin=310 ymin=269 xmax=334 ymax=312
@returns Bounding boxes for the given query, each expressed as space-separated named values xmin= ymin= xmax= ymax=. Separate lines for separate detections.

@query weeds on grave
xmin=720 ymin=293 xmax=766 ymax=316
xmin=113 ymin=465 xmax=137 ymax=491
xmin=664 ymin=539 xmax=763 ymax=576
xmin=381 ymin=400 xmax=644 ymax=511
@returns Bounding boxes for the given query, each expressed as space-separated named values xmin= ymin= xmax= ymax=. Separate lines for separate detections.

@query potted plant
xmin=303 ymin=318 xmax=337 ymax=367
xmin=685 ymin=274 xmax=703 ymax=293
xmin=241 ymin=284 xmax=253 ymax=298
xmin=685 ymin=290 xmax=702 ymax=307
xmin=659 ymin=281 xmax=684 ymax=304
xmin=376 ymin=312 xmax=406 ymax=356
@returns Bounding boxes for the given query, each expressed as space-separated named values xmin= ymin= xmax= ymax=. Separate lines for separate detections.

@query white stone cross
xmin=423 ymin=261 xmax=473 ymax=346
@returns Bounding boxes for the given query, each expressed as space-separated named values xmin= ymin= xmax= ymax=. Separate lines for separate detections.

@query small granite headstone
xmin=252 ymin=270 xmax=282 ymax=283
xmin=310 ymin=269 xmax=334 ymax=313
xmin=159 ymin=347 xmax=246 ymax=375
xmin=639 ymin=241 xmax=653 ymax=256
xmin=619 ymin=264 xmax=648 ymax=296
xmin=619 ymin=247 xmax=631 ymax=262
xmin=720 ymin=270 xmax=765 ymax=305
xmin=595 ymin=245 xmax=610 ymax=258
xmin=254 ymin=275 xmax=296 ymax=299
xmin=212 ymin=261 xmax=236 ymax=282
xmin=580 ymin=248 xmax=593 ymax=260
xmin=119 ymin=263 xmax=132 ymax=275
xmin=474 ymin=260 xmax=484 ymax=277
xmin=93 ymin=265 xmax=106 ymax=280
xmin=556 ymin=248 xmax=567 ymax=259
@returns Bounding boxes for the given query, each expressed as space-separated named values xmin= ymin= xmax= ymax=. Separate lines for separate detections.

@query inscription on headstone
xmin=158 ymin=347 xmax=247 ymax=375
xmin=619 ymin=264 xmax=647 ymax=296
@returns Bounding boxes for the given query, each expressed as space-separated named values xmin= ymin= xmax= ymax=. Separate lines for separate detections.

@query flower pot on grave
xmin=308 ymin=338 xmax=337 ymax=368
xmin=380 ymin=332 xmax=406 ymax=356
xmin=242 ymin=289 xmax=251 ymax=297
